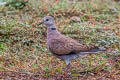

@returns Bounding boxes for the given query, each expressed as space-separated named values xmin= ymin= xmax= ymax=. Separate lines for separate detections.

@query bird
xmin=38 ymin=16 xmax=105 ymax=65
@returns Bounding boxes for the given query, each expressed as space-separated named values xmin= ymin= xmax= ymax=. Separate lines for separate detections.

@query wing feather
xmin=48 ymin=34 xmax=97 ymax=55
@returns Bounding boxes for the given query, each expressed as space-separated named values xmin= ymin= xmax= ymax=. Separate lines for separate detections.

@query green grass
xmin=0 ymin=0 xmax=120 ymax=79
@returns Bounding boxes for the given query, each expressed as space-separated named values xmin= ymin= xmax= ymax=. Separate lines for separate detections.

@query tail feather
xmin=80 ymin=48 xmax=105 ymax=53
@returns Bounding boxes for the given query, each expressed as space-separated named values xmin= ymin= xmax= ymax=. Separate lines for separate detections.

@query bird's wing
xmin=48 ymin=34 xmax=97 ymax=55
xmin=49 ymin=37 xmax=72 ymax=55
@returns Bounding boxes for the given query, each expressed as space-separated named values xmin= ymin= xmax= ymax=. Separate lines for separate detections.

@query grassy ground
xmin=0 ymin=0 xmax=120 ymax=79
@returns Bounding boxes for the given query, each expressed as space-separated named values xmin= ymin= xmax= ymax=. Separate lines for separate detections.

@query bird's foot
xmin=66 ymin=64 xmax=71 ymax=69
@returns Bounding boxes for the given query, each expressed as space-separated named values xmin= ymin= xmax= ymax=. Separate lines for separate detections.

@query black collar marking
xmin=51 ymin=28 xmax=56 ymax=30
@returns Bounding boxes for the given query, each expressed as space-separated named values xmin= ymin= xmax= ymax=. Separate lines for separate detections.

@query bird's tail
xmin=81 ymin=48 xmax=105 ymax=53
xmin=78 ymin=48 xmax=106 ymax=56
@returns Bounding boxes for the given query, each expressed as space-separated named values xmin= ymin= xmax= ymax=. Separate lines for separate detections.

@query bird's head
xmin=39 ymin=16 xmax=54 ymax=26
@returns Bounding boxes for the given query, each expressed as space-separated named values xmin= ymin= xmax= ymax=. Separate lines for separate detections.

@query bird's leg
xmin=65 ymin=59 xmax=70 ymax=65
xmin=62 ymin=59 xmax=71 ymax=74
xmin=65 ymin=59 xmax=72 ymax=69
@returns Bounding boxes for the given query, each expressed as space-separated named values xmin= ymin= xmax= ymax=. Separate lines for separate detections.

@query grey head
xmin=39 ymin=16 xmax=55 ymax=26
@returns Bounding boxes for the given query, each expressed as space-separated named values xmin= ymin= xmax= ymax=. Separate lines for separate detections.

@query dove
xmin=38 ymin=16 xmax=105 ymax=65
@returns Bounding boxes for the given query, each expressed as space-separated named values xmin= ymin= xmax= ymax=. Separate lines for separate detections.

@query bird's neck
xmin=47 ymin=25 xmax=57 ymax=33
xmin=47 ymin=25 xmax=60 ymax=38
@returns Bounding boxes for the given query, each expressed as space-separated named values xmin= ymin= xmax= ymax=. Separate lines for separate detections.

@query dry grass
xmin=0 ymin=0 xmax=120 ymax=79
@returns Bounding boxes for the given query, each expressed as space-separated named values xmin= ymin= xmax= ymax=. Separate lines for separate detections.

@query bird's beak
xmin=38 ymin=20 xmax=44 ymax=26
xmin=38 ymin=19 xmax=45 ymax=26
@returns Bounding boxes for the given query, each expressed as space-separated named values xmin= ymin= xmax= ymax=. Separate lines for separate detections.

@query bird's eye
xmin=46 ymin=19 xmax=49 ymax=21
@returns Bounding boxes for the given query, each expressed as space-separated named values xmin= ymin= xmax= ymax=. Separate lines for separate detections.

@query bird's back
xmin=47 ymin=31 xmax=98 ymax=55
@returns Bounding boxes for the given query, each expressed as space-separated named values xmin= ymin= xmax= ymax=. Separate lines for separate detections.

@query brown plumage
xmin=39 ymin=16 xmax=105 ymax=65
xmin=48 ymin=34 xmax=97 ymax=55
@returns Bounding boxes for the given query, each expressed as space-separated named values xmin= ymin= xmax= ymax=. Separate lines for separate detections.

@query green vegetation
xmin=0 ymin=0 xmax=120 ymax=79
xmin=6 ymin=0 xmax=28 ymax=9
